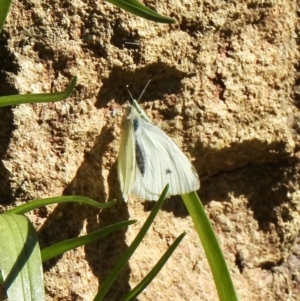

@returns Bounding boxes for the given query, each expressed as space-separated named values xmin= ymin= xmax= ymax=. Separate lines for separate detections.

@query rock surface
xmin=1 ymin=0 xmax=300 ymax=300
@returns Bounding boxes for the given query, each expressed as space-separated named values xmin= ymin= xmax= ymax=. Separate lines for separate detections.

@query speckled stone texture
xmin=0 ymin=0 xmax=300 ymax=300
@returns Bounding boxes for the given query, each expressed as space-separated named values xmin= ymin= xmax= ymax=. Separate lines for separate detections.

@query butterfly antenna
xmin=126 ymin=85 xmax=134 ymax=103
xmin=137 ymin=79 xmax=152 ymax=102
xmin=126 ymin=79 xmax=152 ymax=104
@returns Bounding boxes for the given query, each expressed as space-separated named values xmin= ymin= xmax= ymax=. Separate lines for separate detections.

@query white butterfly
xmin=117 ymin=83 xmax=200 ymax=201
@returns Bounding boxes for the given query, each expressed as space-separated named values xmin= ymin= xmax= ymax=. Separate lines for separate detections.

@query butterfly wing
xmin=131 ymin=115 xmax=200 ymax=201
xmin=117 ymin=107 xmax=136 ymax=202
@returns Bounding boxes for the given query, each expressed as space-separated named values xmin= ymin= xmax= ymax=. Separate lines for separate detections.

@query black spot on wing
xmin=133 ymin=118 xmax=139 ymax=131
xmin=166 ymin=169 xmax=172 ymax=174
xmin=135 ymin=140 xmax=145 ymax=176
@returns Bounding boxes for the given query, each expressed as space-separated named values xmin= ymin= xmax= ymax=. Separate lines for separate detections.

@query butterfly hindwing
xmin=130 ymin=106 xmax=200 ymax=200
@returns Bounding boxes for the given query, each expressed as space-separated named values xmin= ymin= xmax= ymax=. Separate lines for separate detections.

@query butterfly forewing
xmin=117 ymin=107 xmax=137 ymax=202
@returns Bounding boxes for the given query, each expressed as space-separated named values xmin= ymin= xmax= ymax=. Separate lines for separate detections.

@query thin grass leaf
xmin=93 ymin=184 xmax=169 ymax=301
xmin=0 ymin=76 xmax=77 ymax=107
xmin=41 ymin=220 xmax=136 ymax=262
xmin=105 ymin=0 xmax=176 ymax=23
xmin=0 ymin=0 xmax=12 ymax=32
xmin=121 ymin=232 xmax=186 ymax=301
xmin=7 ymin=196 xmax=116 ymax=215
xmin=181 ymin=192 xmax=238 ymax=301
xmin=0 ymin=214 xmax=45 ymax=301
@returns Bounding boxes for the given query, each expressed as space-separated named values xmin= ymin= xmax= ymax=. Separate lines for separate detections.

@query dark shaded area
xmin=179 ymin=16 xmax=204 ymax=37
xmin=200 ymin=157 xmax=299 ymax=231
xmin=110 ymin=24 xmax=141 ymax=50
xmin=293 ymin=62 xmax=300 ymax=107
xmin=195 ymin=139 xmax=291 ymax=177
xmin=235 ymin=251 xmax=246 ymax=273
xmin=247 ymin=1 xmax=273 ymax=9
xmin=33 ymin=42 xmax=55 ymax=61
xmin=0 ymin=108 xmax=15 ymax=204
xmin=81 ymin=41 xmax=108 ymax=59
xmin=33 ymin=41 xmax=73 ymax=78
xmin=0 ymin=31 xmax=19 ymax=204
xmin=211 ymin=72 xmax=226 ymax=102
xmin=260 ymin=258 xmax=284 ymax=270
xmin=143 ymin=195 xmax=189 ymax=218
xmin=95 ymin=62 xmax=187 ymax=108
xmin=0 ymin=31 xmax=20 ymax=85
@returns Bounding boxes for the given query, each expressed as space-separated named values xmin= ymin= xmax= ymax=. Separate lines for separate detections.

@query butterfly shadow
xmin=95 ymin=62 xmax=189 ymax=108
xmin=142 ymin=195 xmax=190 ymax=218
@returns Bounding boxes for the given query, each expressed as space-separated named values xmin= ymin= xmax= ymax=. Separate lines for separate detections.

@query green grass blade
xmin=105 ymin=0 xmax=176 ymax=23
xmin=181 ymin=192 xmax=238 ymax=301
xmin=7 ymin=196 xmax=116 ymax=214
xmin=94 ymin=184 xmax=169 ymax=301
xmin=0 ymin=76 xmax=77 ymax=107
xmin=121 ymin=232 xmax=186 ymax=301
xmin=0 ymin=214 xmax=45 ymax=301
xmin=0 ymin=0 xmax=12 ymax=32
xmin=41 ymin=220 xmax=136 ymax=262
